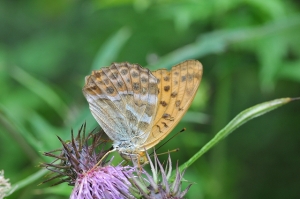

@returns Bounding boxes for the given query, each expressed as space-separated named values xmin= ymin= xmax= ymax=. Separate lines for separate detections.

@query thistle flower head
xmin=42 ymin=123 xmax=112 ymax=186
xmin=42 ymin=123 xmax=135 ymax=198
xmin=129 ymin=151 xmax=192 ymax=199
xmin=42 ymin=123 xmax=191 ymax=198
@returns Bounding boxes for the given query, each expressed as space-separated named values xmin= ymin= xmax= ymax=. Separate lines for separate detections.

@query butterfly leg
xmin=92 ymin=148 xmax=116 ymax=170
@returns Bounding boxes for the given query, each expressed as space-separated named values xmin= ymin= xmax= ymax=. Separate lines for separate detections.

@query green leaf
xmin=256 ymin=35 xmax=287 ymax=92
xmin=278 ymin=61 xmax=300 ymax=82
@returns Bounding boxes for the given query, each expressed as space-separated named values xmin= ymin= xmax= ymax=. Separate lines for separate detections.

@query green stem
xmin=8 ymin=169 xmax=48 ymax=196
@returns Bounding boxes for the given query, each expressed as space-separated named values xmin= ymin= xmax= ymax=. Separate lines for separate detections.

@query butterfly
xmin=83 ymin=60 xmax=203 ymax=164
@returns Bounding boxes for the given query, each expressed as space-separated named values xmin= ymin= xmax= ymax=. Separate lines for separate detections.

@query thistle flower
xmin=42 ymin=123 xmax=135 ymax=198
xmin=128 ymin=151 xmax=192 ymax=199
xmin=42 ymin=123 xmax=191 ymax=198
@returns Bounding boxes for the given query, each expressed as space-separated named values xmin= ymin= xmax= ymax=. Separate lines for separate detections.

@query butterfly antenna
xmin=155 ymin=148 xmax=180 ymax=156
xmin=150 ymin=128 xmax=186 ymax=156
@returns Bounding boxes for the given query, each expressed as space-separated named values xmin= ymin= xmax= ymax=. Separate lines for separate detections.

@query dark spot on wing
xmin=160 ymin=101 xmax=167 ymax=107
xmin=171 ymin=92 xmax=177 ymax=98
xmin=132 ymin=71 xmax=139 ymax=78
xmin=164 ymin=85 xmax=170 ymax=92
xmin=133 ymin=83 xmax=140 ymax=91
xmin=187 ymin=73 xmax=193 ymax=82
xmin=121 ymin=69 xmax=128 ymax=75
xmin=162 ymin=113 xmax=171 ymax=119
xmin=162 ymin=122 xmax=168 ymax=128
xmin=106 ymin=86 xmax=115 ymax=94
xmin=117 ymin=81 xmax=123 ymax=88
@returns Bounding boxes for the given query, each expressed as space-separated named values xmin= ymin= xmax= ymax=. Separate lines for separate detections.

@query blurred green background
xmin=1 ymin=0 xmax=300 ymax=198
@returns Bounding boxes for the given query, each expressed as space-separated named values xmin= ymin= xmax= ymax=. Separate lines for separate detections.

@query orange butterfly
xmin=83 ymin=60 xmax=203 ymax=164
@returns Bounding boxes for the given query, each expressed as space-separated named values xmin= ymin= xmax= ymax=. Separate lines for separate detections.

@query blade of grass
xmin=8 ymin=169 xmax=48 ymax=196
xmin=175 ymin=97 xmax=299 ymax=177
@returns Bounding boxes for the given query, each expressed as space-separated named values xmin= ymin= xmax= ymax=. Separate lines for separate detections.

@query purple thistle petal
xmin=70 ymin=165 xmax=134 ymax=199
xmin=143 ymin=170 xmax=158 ymax=191
xmin=156 ymin=155 xmax=170 ymax=195
xmin=166 ymin=154 xmax=172 ymax=180
xmin=171 ymin=162 xmax=182 ymax=194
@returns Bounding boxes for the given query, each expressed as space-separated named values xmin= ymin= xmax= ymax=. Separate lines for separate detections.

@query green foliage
xmin=0 ymin=0 xmax=300 ymax=198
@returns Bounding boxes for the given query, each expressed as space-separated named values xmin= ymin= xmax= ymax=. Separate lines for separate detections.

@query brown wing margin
xmin=143 ymin=60 xmax=203 ymax=149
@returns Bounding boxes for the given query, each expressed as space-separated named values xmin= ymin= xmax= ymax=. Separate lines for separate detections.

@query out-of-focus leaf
xmin=71 ymin=106 xmax=98 ymax=133
xmin=176 ymin=97 xmax=298 ymax=176
xmin=278 ymin=61 xmax=300 ymax=82
xmin=10 ymin=66 xmax=68 ymax=119
xmin=182 ymin=111 xmax=209 ymax=124
xmin=92 ymin=0 xmax=134 ymax=9
xmin=256 ymin=35 xmax=287 ymax=92
xmin=244 ymin=0 xmax=285 ymax=19
xmin=28 ymin=112 xmax=65 ymax=151
xmin=149 ymin=15 xmax=300 ymax=70
xmin=133 ymin=0 xmax=151 ymax=12
xmin=91 ymin=27 xmax=131 ymax=70
xmin=14 ymin=34 xmax=70 ymax=77
xmin=0 ymin=104 xmax=39 ymax=158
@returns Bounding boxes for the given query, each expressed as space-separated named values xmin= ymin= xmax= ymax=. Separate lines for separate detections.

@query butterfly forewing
xmin=83 ymin=62 xmax=159 ymax=145
xmin=144 ymin=60 xmax=203 ymax=148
